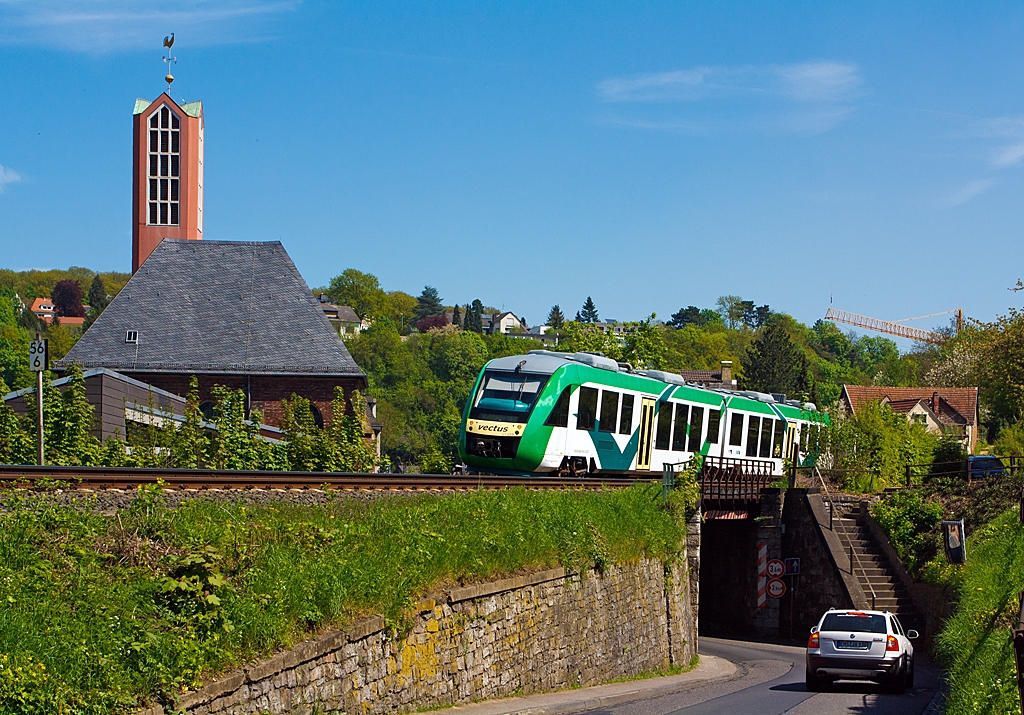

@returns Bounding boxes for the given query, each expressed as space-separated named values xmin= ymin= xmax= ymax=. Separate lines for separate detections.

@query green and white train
xmin=458 ymin=350 xmax=829 ymax=476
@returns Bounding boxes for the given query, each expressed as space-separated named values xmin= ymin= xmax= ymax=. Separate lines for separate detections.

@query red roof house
xmin=839 ymin=385 xmax=979 ymax=453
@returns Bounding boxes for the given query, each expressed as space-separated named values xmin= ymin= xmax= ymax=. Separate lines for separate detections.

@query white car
xmin=806 ymin=608 xmax=917 ymax=693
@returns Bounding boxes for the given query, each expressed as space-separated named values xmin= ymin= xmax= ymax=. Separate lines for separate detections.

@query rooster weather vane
xmin=163 ymin=33 xmax=176 ymax=91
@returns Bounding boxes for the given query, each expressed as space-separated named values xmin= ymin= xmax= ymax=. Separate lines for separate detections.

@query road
xmin=589 ymin=637 xmax=941 ymax=715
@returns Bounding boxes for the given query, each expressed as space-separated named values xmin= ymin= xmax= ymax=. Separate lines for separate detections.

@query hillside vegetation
xmin=936 ymin=509 xmax=1024 ymax=715
xmin=0 ymin=483 xmax=690 ymax=714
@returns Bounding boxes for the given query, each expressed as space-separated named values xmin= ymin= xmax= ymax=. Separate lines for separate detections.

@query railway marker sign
xmin=784 ymin=557 xmax=801 ymax=576
xmin=767 ymin=578 xmax=787 ymax=599
xmin=28 ymin=339 xmax=47 ymax=372
xmin=766 ymin=559 xmax=784 ymax=579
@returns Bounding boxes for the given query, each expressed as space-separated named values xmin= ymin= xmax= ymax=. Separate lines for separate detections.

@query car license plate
xmin=835 ymin=640 xmax=870 ymax=650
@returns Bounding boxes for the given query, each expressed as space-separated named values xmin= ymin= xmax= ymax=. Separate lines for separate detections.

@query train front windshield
xmin=470 ymin=371 xmax=549 ymax=423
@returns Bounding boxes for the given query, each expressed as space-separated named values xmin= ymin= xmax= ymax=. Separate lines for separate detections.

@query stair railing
xmin=814 ymin=465 xmax=835 ymax=531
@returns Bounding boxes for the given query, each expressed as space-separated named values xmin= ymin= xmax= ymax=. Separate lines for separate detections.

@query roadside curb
xmin=438 ymin=655 xmax=737 ymax=715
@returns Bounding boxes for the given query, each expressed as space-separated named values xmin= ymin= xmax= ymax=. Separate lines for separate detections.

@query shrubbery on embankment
xmin=936 ymin=509 xmax=1024 ymax=715
xmin=0 ymin=483 xmax=688 ymax=714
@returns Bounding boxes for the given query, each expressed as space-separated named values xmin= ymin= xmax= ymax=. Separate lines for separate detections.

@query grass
xmin=0 ymin=483 xmax=684 ymax=714
xmin=936 ymin=508 xmax=1024 ymax=715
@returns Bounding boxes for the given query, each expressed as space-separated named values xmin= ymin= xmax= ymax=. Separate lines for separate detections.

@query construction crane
xmin=823 ymin=307 xmax=962 ymax=345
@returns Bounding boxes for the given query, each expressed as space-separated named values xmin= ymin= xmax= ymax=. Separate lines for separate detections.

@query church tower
xmin=131 ymin=37 xmax=204 ymax=272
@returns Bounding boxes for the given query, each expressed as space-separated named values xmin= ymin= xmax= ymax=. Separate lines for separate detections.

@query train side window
xmin=729 ymin=413 xmax=744 ymax=446
xmin=544 ymin=387 xmax=571 ymax=427
xmin=759 ymin=418 xmax=773 ymax=458
xmin=707 ymin=409 xmax=721 ymax=444
xmin=619 ymin=394 xmax=634 ymax=435
xmin=688 ymin=406 xmax=705 ymax=452
xmin=599 ymin=390 xmax=619 ymax=433
xmin=746 ymin=416 xmax=760 ymax=457
xmin=655 ymin=402 xmax=672 ymax=450
xmin=672 ymin=403 xmax=689 ymax=451
xmin=577 ymin=387 xmax=598 ymax=431
xmin=772 ymin=420 xmax=785 ymax=458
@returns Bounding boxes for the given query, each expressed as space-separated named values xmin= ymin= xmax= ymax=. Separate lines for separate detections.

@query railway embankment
xmin=0 ymin=481 xmax=698 ymax=715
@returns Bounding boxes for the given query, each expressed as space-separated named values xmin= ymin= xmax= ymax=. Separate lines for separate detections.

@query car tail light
xmin=886 ymin=635 xmax=899 ymax=652
xmin=808 ymin=633 xmax=819 ymax=648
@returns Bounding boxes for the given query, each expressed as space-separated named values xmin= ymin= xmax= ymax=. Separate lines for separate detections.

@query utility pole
xmin=29 ymin=334 xmax=47 ymax=465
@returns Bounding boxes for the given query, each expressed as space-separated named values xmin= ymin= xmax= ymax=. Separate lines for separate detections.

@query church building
xmin=55 ymin=48 xmax=371 ymax=437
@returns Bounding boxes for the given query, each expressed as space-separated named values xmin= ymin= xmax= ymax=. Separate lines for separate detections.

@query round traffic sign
xmin=766 ymin=559 xmax=785 ymax=578
xmin=767 ymin=578 xmax=787 ymax=599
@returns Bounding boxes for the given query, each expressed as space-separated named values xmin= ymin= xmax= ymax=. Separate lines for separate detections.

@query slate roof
xmin=841 ymin=385 xmax=978 ymax=426
xmin=57 ymin=240 xmax=365 ymax=378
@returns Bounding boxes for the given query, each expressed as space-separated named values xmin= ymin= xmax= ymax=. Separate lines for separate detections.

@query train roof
xmin=483 ymin=351 xmax=826 ymax=422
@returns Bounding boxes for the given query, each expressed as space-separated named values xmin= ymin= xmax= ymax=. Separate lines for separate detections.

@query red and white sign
xmin=766 ymin=559 xmax=785 ymax=579
xmin=757 ymin=543 xmax=767 ymax=608
xmin=767 ymin=578 xmax=787 ymax=599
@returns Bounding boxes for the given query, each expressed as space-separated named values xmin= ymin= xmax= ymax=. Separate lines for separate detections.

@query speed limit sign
xmin=29 ymin=339 xmax=48 ymax=372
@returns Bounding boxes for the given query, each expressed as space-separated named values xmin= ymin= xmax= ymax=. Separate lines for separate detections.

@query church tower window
xmin=147 ymin=106 xmax=180 ymax=226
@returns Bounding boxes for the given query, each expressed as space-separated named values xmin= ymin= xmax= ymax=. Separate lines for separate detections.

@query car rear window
xmin=821 ymin=613 xmax=887 ymax=634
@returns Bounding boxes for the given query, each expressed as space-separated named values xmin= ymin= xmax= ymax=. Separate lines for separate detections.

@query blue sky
xmin=1 ymin=2 xmax=1023 ymax=336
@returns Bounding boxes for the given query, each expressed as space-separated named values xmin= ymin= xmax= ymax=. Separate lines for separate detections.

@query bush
xmin=870 ymin=490 xmax=944 ymax=576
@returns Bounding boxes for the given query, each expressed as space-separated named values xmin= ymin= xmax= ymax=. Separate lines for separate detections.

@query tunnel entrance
xmin=698 ymin=515 xmax=760 ymax=637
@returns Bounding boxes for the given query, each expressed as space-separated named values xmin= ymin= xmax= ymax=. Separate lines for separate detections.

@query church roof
xmin=57 ymin=240 xmax=365 ymax=378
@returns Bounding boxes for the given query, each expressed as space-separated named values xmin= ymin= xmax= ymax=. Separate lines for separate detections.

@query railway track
xmin=0 ymin=465 xmax=647 ymax=491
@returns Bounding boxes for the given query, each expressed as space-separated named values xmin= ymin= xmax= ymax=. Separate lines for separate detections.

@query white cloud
xmin=596 ymin=61 xmax=863 ymax=134
xmin=0 ymin=0 xmax=298 ymax=52
xmin=0 ymin=165 xmax=22 ymax=193
xmin=946 ymin=178 xmax=996 ymax=207
xmin=598 ymin=62 xmax=862 ymax=104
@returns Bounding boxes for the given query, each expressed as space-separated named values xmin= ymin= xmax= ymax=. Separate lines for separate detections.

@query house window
xmin=148 ymin=105 xmax=180 ymax=226
xmin=125 ymin=330 xmax=139 ymax=343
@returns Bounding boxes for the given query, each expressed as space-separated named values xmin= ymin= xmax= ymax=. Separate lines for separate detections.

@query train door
xmin=786 ymin=423 xmax=797 ymax=461
xmin=636 ymin=397 xmax=656 ymax=470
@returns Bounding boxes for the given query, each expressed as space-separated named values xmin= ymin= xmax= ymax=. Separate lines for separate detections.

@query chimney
xmin=721 ymin=360 xmax=734 ymax=386
xmin=932 ymin=391 xmax=940 ymax=415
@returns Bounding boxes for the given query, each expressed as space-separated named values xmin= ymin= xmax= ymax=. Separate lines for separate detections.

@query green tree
xmin=466 ymin=299 xmax=484 ymax=333
xmin=621 ymin=315 xmax=666 ymax=369
xmin=547 ymin=305 xmax=565 ymax=329
xmin=385 ymin=290 xmax=418 ymax=332
xmin=579 ymin=296 xmax=599 ymax=324
xmin=82 ymin=274 xmax=109 ymax=331
xmin=169 ymin=377 xmax=210 ymax=468
xmin=560 ymin=321 xmax=620 ymax=359
xmin=742 ymin=318 xmax=804 ymax=394
xmin=326 ymin=269 xmax=388 ymax=320
xmin=451 ymin=304 xmax=461 ymax=330
xmin=669 ymin=306 xmax=705 ymax=329
xmin=414 ymin=286 xmax=445 ymax=322
xmin=716 ymin=295 xmax=745 ymax=329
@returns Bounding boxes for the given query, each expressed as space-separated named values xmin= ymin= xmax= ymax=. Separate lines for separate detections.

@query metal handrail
xmin=814 ymin=465 xmax=835 ymax=531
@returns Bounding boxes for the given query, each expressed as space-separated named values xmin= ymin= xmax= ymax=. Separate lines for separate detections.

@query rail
xmin=0 ymin=464 xmax=645 ymax=491
xmin=904 ymin=456 xmax=1024 ymax=487
xmin=813 ymin=465 xmax=836 ymax=531
xmin=698 ymin=455 xmax=777 ymax=505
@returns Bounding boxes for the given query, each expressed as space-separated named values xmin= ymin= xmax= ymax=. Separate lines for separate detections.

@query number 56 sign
xmin=29 ymin=339 xmax=48 ymax=372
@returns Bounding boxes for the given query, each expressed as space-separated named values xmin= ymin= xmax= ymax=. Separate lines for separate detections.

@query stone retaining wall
xmin=141 ymin=550 xmax=697 ymax=715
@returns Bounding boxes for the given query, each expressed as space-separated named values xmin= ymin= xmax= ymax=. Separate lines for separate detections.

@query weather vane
xmin=162 ymin=33 xmax=176 ymax=91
